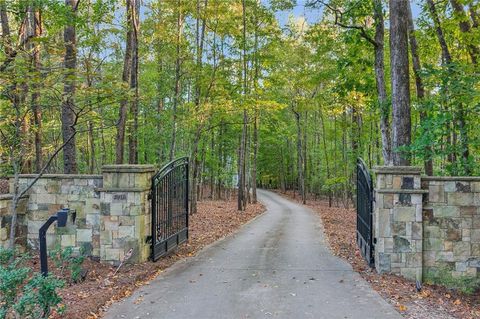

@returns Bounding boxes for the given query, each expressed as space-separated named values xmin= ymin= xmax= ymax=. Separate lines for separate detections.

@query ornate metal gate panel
xmin=151 ymin=157 xmax=189 ymax=261
xmin=356 ymin=158 xmax=374 ymax=267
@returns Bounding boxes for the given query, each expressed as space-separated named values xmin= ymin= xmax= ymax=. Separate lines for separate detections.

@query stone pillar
xmin=373 ymin=166 xmax=427 ymax=281
xmin=99 ymin=165 xmax=155 ymax=265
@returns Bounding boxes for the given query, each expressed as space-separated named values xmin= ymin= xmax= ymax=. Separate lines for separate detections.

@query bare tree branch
xmin=313 ymin=0 xmax=377 ymax=47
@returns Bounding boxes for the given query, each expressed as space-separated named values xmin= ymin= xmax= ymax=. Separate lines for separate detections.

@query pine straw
xmin=276 ymin=190 xmax=480 ymax=319
xmin=52 ymin=199 xmax=265 ymax=319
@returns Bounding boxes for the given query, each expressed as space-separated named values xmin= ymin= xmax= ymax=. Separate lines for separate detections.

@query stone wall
xmin=374 ymin=167 xmax=480 ymax=282
xmin=0 ymin=194 xmax=28 ymax=249
xmin=13 ymin=175 xmax=103 ymax=256
xmin=423 ymin=177 xmax=480 ymax=278
xmin=1 ymin=165 xmax=155 ymax=265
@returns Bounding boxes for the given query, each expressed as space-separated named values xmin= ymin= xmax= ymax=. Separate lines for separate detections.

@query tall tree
xmin=390 ymin=0 xmax=411 ymax=165
xmin=427 ymin=0 xmax=452 ymax=64
xmin=373 ymin=0 xmax=392 ymax=165
xmin=238 ymin=0 xmax=248 ymax=211
xmin=293 ymin=108 xmax=305 ymax=204
xmin=128 ymin=0 xmax=140 ymax=164
xmin=190 ymin=0 xmax=208 ymax=215
xmin=170 ymin=0 xmax=183 ymax=161
xmin=116 ymin=0 xmax=136 ymax=164
xmin=62 ymin=0 xmax=79 ymax=173
xmin=251 ymin=10 xmax=259 ymax=203
xmin=29 ymin=6 xmax=43 ymax=173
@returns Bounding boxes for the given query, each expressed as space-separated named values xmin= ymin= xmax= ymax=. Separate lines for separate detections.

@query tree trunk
xmin=190 ymin=0 xmax=208 ymax=214
xmin=294 ymin=109 xmax=305 ymax=204
xmin=116 ymin=0 xmax=134 ymax=164
xmin=245 ymin=123 xmax=251 ymax=204
xmin=251 ymin=9 xmax=259 ymax=204
xmin=373 ymin=0 xmax=392 ymax=165
xmin=88 ymin=121 xmax=95 ymax=173
xmin=128 ymin=0 xmax=140 ymax=164
xmin=62 ymin=0 xmax=79 ymax=174
xmin=303 ymin=111 xmax=308 ymax=199
xmin=28 ymin=7 xmax=43 ymax=173
xmin=407 ymin=1 xmax=433 ymax=175
xmin=238 ymin=0 xmax=248 ymax=211
xmin=390 ymin=0 xmax=411 ymax=166
xmin=0 ymin=2 xmax=12 ymax=57
xmin=427 ymin=0 xmax=452 ymax=64
xmin=319 ymin=107 xmax=332 ymax=206
xmin=252 ymin=109 xmax=258 ymax=203
xmin=238 ymin=110 xmax=247 ymax=211
xmin=170 ymin=0 xmax=183 ymax=161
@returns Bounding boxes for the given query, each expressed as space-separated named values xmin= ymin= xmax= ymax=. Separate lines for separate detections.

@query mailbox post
xmin=39 ymin=209 xmax=75 ymax=276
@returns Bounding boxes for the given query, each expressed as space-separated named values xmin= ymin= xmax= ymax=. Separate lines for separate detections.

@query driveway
xmin=103 ymin=189 xmax=401 ymax=319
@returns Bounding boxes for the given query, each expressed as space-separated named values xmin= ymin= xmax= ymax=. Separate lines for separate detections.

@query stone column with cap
xmin=98 ymin=165 xmax=155 ymax=265
xmin=373 ymin=166 xmax=427 ymax=281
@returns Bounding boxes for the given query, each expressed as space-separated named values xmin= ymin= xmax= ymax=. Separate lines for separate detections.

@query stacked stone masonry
xmin=423 ymin=177 xmax=480 ymax=278
xmin=374 ymin=166 xmax=480 ymax=282
xmin=374 ymin=166 xmax=425 ymax=281
xmin=1 ymin=165 xmax=155 ymax=265
xmin=98 ymin=165 xmax=155 ymax=265
xmin=0 ymin=194 xmax=28 ymax=249
xmin=12 ymin=175 xmax=103 ymax=256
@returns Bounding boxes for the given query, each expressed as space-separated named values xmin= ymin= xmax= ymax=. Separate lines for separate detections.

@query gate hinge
xmin=147 ymin=192 xmax=152 ymax=200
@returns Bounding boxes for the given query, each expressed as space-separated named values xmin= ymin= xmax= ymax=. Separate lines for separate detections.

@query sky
xmin=274 ymin=0 xmax=323 ymax=26
xmin=272 ymin=0 xmax=423 ymax=27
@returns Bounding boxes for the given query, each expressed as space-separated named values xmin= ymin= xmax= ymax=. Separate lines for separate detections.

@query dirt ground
xmin=276 ymin=190 xmax=480 ymax=319
xmin=50 ymin=199 xmax=265 ymax=319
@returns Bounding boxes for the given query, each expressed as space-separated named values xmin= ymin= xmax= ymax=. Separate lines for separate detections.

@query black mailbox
xmin=39 ymin=208 xmax=75 ymax=276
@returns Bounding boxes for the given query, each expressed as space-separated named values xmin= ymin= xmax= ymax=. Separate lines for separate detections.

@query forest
xmin=1 ymin=0 xmax=479 ymax=211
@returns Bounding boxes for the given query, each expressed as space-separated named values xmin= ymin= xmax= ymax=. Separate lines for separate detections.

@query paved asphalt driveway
xmin=104 ymin=189 xmax=401 ymax=319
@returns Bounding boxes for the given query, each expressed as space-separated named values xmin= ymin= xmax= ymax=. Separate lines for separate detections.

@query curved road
xmin=104 ymin=189 xmax=401 ymax=319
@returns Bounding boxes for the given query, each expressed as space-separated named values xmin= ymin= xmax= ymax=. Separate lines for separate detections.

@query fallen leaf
xmin=397 ymin=304 xmax=407 ymax=312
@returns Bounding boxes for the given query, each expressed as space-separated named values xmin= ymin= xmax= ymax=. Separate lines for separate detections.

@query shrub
xmin=0 ymin=247 xmax=65 ymax=319
xmin=49 ymin=245 xmax=86 ymax=283
xmin=0 ymin=248 xmax=30 ymax=317
xmin=15 ymin=273 xmax=65 ymax=318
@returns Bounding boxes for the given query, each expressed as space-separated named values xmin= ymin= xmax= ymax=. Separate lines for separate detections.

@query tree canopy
xmin=1 ymin=0 xmax=479 ymax=209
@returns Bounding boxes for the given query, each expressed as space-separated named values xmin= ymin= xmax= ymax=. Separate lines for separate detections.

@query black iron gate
xmin=151 ymin=157 xmax=189 ymax=261
xmin=356 ymin=158 xmax=374 ymax=267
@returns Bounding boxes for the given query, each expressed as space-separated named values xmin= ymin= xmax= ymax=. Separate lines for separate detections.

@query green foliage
xmin=49 ymin=245 xmax=86 ymax=283
xmin=409 ymin=62 xmax=480 ymax=175
xmin=15 ymin=273 xmax=65 ymax=319
xmin=424 ymin=267 xmax=480 ymax=295
xmin=322 ymin=177 xmax=348 ymax=194
xmin=0 ymin=249 xmax=31 ymax=317
xmin=1 ymin=0 xmax=480 ymax=208
xmin=0 ymin=247 xmax=65 ymax=319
